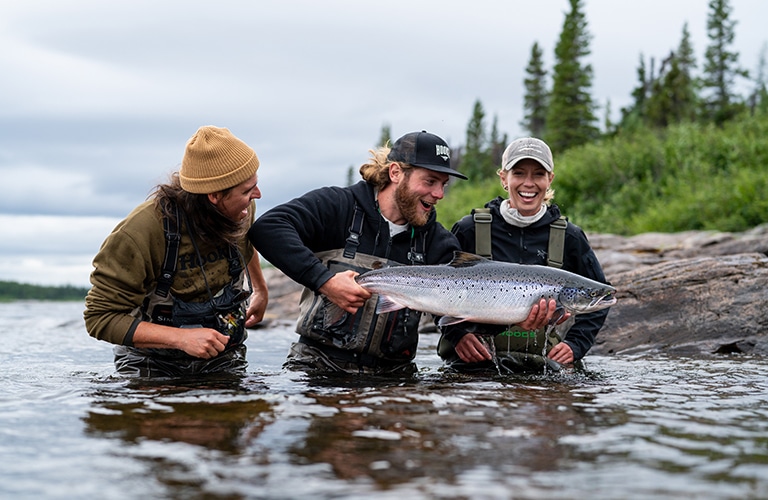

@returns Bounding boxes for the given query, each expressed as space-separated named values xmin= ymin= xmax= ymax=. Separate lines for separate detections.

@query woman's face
xmin=500 ymin=159 xmax=553 ymax=216
xmin=209 ymin=173 xmax=261 ymax=221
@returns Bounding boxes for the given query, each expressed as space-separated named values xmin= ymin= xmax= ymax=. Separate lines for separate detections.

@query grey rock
xmin=593 ymin=252 xmax=768 ymax=356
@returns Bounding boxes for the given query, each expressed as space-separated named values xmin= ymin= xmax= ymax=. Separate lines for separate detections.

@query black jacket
xmin=445 ymin=196 xmax=611 ymax=360
xmin=249 ymin=180 xmax=461 ymax=290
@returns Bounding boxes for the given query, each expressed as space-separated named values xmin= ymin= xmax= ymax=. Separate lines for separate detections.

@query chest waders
xmin=294 ymin=204 xmax=426 ymax=369
xmin=138 ymin=202 xmax=252 ymax=355
xmin=472 ymin=208 xmax=570 ymax=362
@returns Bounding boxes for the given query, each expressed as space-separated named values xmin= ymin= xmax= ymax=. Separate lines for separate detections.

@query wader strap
xmin=473 ymin=208 xmax=493 ymax=259
xmin=547 ymin=216 xmax=567 ymax=269
xmin=407 ymin=228 xmax=427 ymax=264
xmin=227 ymin=244 xmax=243 ymax=277
xmin=156 ymin=202 xmax=181 ymax=298
xmin=343 ymin=204 xmax=365 ymax=259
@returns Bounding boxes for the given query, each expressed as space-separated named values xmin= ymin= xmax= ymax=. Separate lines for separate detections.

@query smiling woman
xmin=437 ymin=137 xmax=613 ymax=373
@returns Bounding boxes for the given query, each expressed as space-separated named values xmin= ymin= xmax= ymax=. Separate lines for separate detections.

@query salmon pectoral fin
xmin=375 ymin=295 xmax=407 ymax=314
xmin=437 ymin=315 xmax=468 ymax=327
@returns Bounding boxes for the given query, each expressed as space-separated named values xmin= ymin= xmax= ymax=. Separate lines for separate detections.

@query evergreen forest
xmin=370 ymin=0 xmax=768 ymax=235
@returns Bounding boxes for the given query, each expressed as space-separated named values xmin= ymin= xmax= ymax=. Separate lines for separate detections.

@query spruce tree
xmin=544 ymin=0 xmax=599 ymax=152
xmin=346 ymin=166 xmax=355 ymax=186
xmin=646 ymin=53 xmax=683 ymax=127
xmin=462 ymin=100 xmax=493 ymax=179
xmin=521 ymin=42 xmax=548 ymax=137
xmin=619 ymin=54 xmax=652 ymax=130
xmin=674 ymin=22 xmax=699 ymax=122
xmin=646 ymin=35 xmax=698 ymax=128
xmin=677 ymin=22 xmax=697 ymax=77
xmin=378 ymin=123 xmax=392 ymax=147
xmin=748 ymin=43 xmax=768 ymax=114
xmin=489 ymin=115 xmax=508 ymax=170
xmin=701 ymin=0 xmax=748 ymax=124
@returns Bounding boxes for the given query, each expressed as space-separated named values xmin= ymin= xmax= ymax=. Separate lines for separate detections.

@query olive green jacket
xmin=84 ymin=200 xmax=254 ymax=346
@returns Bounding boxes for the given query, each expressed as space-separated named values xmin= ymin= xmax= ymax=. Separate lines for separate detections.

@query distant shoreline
xmin=0 ymin=281 xmax=89 ymax=302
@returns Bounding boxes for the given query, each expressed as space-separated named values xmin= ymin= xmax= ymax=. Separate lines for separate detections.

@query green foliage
xmin=0 ymin=281 xmax=90 ymax=302
xmin=521 ymin=42 xmax=548 ymax=137
xmin=620 ymin=25 xmax=698 ymax=131
xmin=544 ymin=0 xmax=599 ymax=151
xmin=460 ymin=100 xmax=506 ymax=181
xmin=748 ymin=43 xmax=768 ymax=113
xmin=646 ymin=54 xmax=698 ymax=127
xmin=554 ymin=112 xmax=768 ymax=234
xmin=405 ymin=0 xmax=767 ymax=236
xmin=438 ymin=113 xmax=768 ymax=235
xmin=701 ymin=0 xmax=748 ymax=124
xmin=437 ymin=178 xmax=506 ymax=229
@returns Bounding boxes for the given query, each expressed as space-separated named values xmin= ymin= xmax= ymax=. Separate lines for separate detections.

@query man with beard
xmin=248 ymin=131 xmax=473 ymax=374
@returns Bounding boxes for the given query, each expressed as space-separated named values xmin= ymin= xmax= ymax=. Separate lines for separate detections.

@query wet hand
xmin=178 ymin=328 xmax=230 ymax=359
xmin=319 ymin=270 xmax=373 ymax=314
xmin=547 ymin=342 xmax=574 ymax=364
xmin=245 ymin=291 xmax=268 ymax=327
xmin=455 ymin=334 xmax=493 ymax=363
xmin=518 ymin=298 xmax=570 ymax=330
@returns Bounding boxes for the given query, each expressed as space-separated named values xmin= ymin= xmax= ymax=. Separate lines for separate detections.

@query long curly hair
xmin=151 ymin=172 xmax=248 ymax=247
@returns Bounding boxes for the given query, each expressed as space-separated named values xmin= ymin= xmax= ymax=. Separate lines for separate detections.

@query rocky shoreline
xmin=259 ymin=224 xmax=768 ymax=357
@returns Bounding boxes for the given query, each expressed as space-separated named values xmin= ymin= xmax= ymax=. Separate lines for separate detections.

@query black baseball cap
xmin=387 ymin=130 xmax=468 ymax=180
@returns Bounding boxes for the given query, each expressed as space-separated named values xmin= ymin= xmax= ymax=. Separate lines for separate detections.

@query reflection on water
xmin=85 ymin=376 xmax=275 ymax=452
xmin=2 ymin=301 xmax=768 ymax=499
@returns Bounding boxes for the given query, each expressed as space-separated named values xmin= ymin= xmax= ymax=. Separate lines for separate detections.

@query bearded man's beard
xmin=394 ymin=180 xmax=431 ymax=227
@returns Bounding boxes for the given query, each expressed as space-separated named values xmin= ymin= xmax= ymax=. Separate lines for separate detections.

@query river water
xmin=2 ymin=301 xmax=767 ymax=500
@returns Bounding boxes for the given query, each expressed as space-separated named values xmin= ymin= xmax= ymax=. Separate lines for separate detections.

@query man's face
xmin=209 ymin=173 xmax=261 ymax=221
xmin=394 ymin=167 xmax=449 ymax=227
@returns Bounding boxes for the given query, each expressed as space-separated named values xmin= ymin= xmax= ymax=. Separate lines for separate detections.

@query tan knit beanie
xmin=180 ymin=126 xmax=260 ymax=194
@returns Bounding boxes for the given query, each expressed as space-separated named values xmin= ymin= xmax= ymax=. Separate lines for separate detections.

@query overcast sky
xmin=1 ymin=0 xmax=766 ymax=287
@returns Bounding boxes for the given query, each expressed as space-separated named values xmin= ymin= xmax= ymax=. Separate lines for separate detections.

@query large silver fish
xmin=356 ymin=251 xmax=616 ymax=326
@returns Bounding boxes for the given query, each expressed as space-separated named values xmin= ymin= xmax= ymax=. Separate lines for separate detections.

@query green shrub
xmin=436 ymin=113 xmax=768 ymax=235
xmin=437 ymin=178 xmax=506 ymax=229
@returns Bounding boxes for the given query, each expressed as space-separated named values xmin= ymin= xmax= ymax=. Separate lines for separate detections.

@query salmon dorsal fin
xmin=448 ymin=251 xmax=492 ymax=268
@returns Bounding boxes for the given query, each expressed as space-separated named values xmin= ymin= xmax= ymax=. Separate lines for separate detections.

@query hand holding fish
xmin=455 ymin=298 xmax=567 ymax=364
xmin=319 ymin=270 xmax=373 ymax=314
xmin=517 ymin=298 xmax=569 ymax=331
